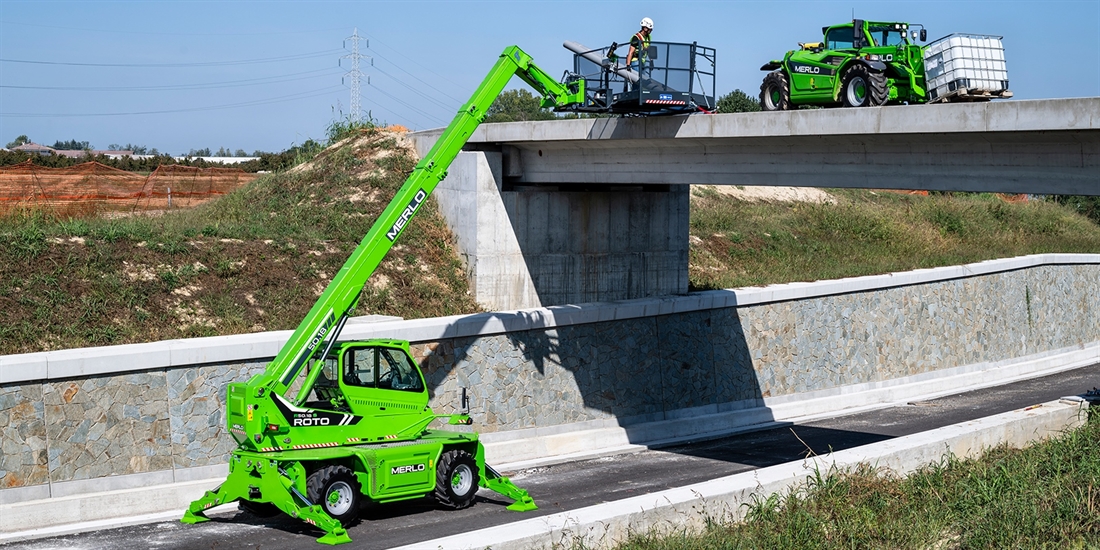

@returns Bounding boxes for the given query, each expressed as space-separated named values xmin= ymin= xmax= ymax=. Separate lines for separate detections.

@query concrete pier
xmin=435 ymin=151 xmax=688 ymax=310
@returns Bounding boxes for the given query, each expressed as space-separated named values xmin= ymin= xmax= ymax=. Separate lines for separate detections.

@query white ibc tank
xmin=923 ymin=33 xmax=1009 ymax=100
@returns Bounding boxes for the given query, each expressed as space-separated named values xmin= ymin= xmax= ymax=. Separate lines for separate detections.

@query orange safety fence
xmin=0 ymin=160 xmax=258 ymax=215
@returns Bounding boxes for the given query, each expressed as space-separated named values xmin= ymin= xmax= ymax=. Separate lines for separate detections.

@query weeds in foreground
xmin=599 ymin=409 xmax=1100 ymax=550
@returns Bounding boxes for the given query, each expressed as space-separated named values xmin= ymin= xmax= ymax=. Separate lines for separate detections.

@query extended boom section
xmin=182 ymin=46 xmax=579 ymax=545
xmin=250 ymin=46 xmax=582 ymax=402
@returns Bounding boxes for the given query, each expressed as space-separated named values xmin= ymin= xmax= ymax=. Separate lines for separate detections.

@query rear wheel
xmin=434 ymin=449 xmax=479 ymax=510
xmin=841 ymin=64 xmax=887 ymax=107
xmin=759 ymin=71 xmax=791 ymax=111
xmin=307 ymin=465 xmax=361 ymax=526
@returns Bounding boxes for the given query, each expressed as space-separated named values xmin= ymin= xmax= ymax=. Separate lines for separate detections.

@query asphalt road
xmin=5 ymin=363 xmax=1097 ymax=550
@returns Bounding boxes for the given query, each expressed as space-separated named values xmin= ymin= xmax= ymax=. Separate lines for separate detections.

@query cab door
xmin=337 ymin=345 xmax=432 ymax=441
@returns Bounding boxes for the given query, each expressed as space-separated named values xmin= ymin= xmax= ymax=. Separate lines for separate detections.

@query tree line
xmin=2 ymin=136 xmax=324 ymax=174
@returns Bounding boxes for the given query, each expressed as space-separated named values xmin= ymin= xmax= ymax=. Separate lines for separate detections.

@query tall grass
xmin=689 ymin=189 xmax=1100 ymax=290
xmin=599 ymin=408 xmax=1099 ymax=549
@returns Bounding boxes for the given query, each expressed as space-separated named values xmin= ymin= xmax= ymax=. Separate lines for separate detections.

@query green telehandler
xmin=758 ymin=19 xmax=1010 ymax=110
xmin=179 ymin=46 xmax=587 ymax=545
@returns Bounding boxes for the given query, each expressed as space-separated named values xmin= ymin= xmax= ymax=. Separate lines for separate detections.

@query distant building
xmin=56 ymin=149 xmax=134 ymax=159
xmin=169 ymin=156 xmax=259 ymax=165
xmin=9 ymin=142 xmax=134 ymax=159
xmin=11 ymin=142 xmax=56 ymax=155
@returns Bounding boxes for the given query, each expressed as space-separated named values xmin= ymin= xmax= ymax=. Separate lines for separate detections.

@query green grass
xmin=0 ymin=126 xmax=480 ymax=355
xmin=584 ymin=408 xmax=1100 ymax=550
xmin=689 ymin=188 xmax=1100 ymax=290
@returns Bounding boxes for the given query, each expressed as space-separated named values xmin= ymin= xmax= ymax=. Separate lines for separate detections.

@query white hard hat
xmin=640 ymin=17 xmax=654 ymax=29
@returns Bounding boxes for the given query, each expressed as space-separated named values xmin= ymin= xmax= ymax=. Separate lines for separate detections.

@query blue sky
xmin=1 ymin=0 xmax=1097 ymax=155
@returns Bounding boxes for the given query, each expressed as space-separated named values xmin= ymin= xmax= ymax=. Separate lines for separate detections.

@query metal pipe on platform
xmin=563 ymin=40 xmax=638 ymax=83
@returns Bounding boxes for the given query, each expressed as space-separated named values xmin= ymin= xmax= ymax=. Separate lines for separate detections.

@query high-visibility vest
xmin=631 ymin=32 xmax=650 ymax=64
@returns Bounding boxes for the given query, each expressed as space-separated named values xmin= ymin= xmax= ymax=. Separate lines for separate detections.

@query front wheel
xmin=840 ymin=64 xmax=887 ymax=107
xmin=307 ymin=465 xmax=361 ymax=526
xmin=759 ymin=71 xmax=791 ymax=111
xmin=434 ymin=449 xmax=479 ymax=510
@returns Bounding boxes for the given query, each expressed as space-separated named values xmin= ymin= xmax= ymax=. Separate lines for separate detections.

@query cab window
xmin=343 ymin=348 xmax=378 ymax=387
xmin=825 ymin=28 xmax=854 ymax=50
xmin=869 ymin=27 xmax=906 ymax=46
xmin=377 ymin=348 xmax=423 ymax=392
xmin=342 ymin=347 xmax=423 ymax=392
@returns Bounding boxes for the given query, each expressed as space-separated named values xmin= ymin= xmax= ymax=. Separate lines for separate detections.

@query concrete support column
xmin=434 ymin=151 xmax=688 ymax=310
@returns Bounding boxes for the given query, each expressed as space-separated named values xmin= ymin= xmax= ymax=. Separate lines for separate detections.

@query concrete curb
xmin=393 ymin=398 xmax=1092 ymax=550
xmin=0 ymin=479 xmax=220 ymax=543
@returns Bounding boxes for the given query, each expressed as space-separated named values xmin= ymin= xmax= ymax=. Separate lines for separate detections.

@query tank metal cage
xmin=564 ymin=41 xmax=716 ymax=115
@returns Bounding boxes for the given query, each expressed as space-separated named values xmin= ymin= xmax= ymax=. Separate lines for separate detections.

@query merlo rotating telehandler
xmin=180 ymin=46 xmax=586 ymax=545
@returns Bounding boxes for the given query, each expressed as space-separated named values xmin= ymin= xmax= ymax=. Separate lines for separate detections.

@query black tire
xmin=238 ymin=499 xmax=280 ymax=518
xmin=434 ymin=449 xmax=479 ymax=510
xmin=840 ymin=64 xmax=888 ymax=107
xmin=307 ymin=465 xmax=361 ymax=526
xmin=759 ymin=71 xmax=791 ymax=111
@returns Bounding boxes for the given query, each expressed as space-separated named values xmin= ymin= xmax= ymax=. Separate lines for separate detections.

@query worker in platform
xmin=626 ymin=17 xmax=654 ymax=82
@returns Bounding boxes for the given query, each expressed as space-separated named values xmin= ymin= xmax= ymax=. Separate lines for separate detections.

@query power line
xmin=367 ymin=83 xmax=450 ymax=127
xmin=361 ymin=102 xmax=423 ymax=131
xmin=367 ymin=47 xmax=464 ymax=105
xmin=0 ymin=20 xmax=347 ymax=37
xmin=0 ymin=49 xmax=344 ymax=68
xmin=362 ymin=32 xmax=465 ymax=90
xmin=1 ymin=85 xmax=345 ymax=118
xmin=0 ymin=67 xmax=343 ymax=92
xmin=370 ymin=63 xmax=456 ymax=112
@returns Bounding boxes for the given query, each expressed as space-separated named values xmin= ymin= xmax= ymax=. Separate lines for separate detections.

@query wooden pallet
xmin=929 ymin=88 xmax=1014 ymax=103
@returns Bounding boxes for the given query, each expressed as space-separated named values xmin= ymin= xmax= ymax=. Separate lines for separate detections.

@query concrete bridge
xmin=410 ymin=98 xmax=1099 ymax=310
xmin=413 ymin=98 xmax=1098 ymax=194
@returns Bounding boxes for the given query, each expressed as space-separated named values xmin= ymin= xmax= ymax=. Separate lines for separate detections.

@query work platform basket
xmin=564 ymin=41 xmax=716 ymax=115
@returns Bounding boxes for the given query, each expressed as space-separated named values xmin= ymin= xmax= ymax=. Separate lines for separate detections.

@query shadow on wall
xmin=412 ymin=303 xmax=773 ymax=455
xmin=497 ymin=184 xmax=689 ymax=309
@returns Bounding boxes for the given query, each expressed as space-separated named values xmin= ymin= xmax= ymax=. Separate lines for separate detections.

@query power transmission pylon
xmin=341 ymin=28 xmax=371 ymax=123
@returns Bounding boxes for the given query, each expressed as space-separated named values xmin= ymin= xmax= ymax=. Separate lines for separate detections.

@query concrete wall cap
xmin=2 ymin=254 xmax=1097 ymax=384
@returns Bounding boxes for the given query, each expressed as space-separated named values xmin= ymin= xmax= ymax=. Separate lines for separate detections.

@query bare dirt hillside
xmin=0 ymin=161 xmax=258 ymax=217
xmin=692 ymin=184 xmax=836 ymax=204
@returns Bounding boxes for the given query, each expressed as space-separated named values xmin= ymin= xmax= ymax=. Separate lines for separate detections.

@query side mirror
xmin=920 ymin=29 xmax=927 ymax=41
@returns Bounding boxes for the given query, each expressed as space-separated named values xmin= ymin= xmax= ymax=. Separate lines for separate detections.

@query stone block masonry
xmin=1 ymin=255 xmax=1097 ymax=505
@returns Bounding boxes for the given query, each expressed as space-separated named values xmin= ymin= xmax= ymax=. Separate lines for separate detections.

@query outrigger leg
xmin=476 ymin=443 xmax=538 ymax=512
xmin=181 ymin=455 xmax=352 ymax=545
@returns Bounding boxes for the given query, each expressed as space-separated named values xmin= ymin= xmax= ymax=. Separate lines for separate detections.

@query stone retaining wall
xmin=2 ymin=256 xmax=1097 ymax=503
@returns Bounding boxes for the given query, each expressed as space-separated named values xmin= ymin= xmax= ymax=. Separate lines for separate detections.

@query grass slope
xmin=689 ymin=187 xmax=1100 ymax=290
xmin=0 ymin=128 xmax=480 ymax=355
